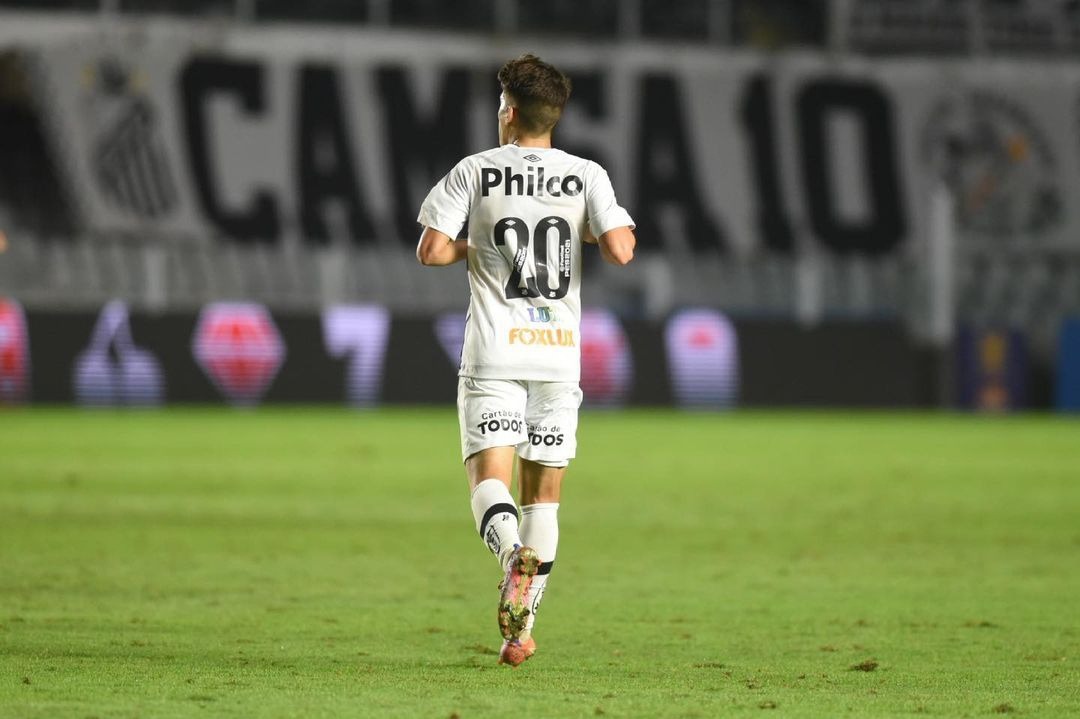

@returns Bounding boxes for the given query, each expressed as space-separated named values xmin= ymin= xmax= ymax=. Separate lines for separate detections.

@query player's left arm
xmin=583 ymin=226 xmax=634 ymax=265
xmin=597 ymin=226 xmax=635 ymax=266
xmin=584 ymin=162 xmax=636 ymax=266
xmin=416 ymin=227 xmax=467 ymax=266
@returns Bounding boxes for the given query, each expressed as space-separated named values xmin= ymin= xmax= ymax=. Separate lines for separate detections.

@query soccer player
xmin=416 ymin=54 xmax=635 ymax=666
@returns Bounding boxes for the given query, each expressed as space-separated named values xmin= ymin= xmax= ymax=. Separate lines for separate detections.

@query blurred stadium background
xmin=1 ymin=0 xmax=1080 ymax=411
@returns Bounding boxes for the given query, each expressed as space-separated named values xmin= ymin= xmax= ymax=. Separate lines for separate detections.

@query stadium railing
xmin=4 ymin=0 xmax=1079 ymax=55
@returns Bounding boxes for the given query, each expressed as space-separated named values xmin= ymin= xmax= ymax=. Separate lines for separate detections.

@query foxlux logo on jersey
xmin=508 ymin=328 xmax=576 ymax=347
xmin=481 ymin=166 xmax=583 ymax=197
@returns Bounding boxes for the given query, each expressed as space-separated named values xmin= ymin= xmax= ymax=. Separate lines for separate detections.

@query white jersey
xmin=418 ymin=144 xmax=634 ymax=382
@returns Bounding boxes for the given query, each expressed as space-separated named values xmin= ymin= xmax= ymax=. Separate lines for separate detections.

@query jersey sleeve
xmin=585 ymin=162 xmax=635 ymax=238
xmin=417 ymin=159 xmax=473 ymax=238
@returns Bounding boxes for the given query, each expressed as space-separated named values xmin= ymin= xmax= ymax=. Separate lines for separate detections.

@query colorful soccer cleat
xmin=497 ymin=545 xmax=540 ymax=640
xmin=498 ymin=635 xmax=537 ymax=667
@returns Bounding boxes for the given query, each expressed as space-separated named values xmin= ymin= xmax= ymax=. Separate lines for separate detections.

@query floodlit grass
xmin=1 ymin=408 xmax=1078 ymax=718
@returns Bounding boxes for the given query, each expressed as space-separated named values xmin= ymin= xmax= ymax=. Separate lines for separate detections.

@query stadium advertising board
xmin=0 ymin=298 xmax=30 ymax=405
xmin=1055 ymin=317 xmax=1080 ymax=412
xmin=579 ymin=310 xmax=634 ymax=407
xmin=26 ymin=32 xmax=1080 ymax=256
xmin=955 ymin=326 xmax=1029 ymax=411
xmin=665 ymin=309 xmax=739 ymax=409
xmin=74 ymin=300 xmax=164 ymax=406
xmin=192 ymin=302 xmax=285 ymax=406
xmin=12 ymin=301 xmax=929 ymax=408
xmin=322 ymin=304 xmax=391 ymax=408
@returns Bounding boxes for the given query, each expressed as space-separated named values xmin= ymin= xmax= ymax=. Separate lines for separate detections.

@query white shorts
xmin=457 ymin=376 xmax=583 ymax=467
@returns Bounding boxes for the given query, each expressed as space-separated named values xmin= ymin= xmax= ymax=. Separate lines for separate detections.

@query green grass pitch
xmin=1 ymin=408 xmax=1079 ymax=718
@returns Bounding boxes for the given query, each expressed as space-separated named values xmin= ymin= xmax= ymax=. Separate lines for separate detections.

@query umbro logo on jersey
xmin=523 ymin=154 xmax=542 ymax=163
xmin=481 ymin=166 xmax=583 ymax=198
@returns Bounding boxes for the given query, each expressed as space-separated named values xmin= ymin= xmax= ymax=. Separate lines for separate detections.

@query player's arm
xmin=584 ymin=162 xmax=635 ymax=266
xmin=416 ymin=227 xmax=467 ymax=266
xmin=596 ymin=226 xmax=635 ymax=266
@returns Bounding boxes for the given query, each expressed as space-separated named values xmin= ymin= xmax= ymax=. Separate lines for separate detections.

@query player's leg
xmin=466 ymin=446 xmax=541 ymax=642
xmin=518 ymin=457 xmax=564 ymax=634
xmin=498 ymin=461 xmax=559 ymax=666
xmin=499 ymin=381 xmax=580 ymax=665
xmin=459 ymin=377 xmax=530 ymax=569
xmin=457 ymin=377 xmax=541 ymax=645
xmin=465 ymin=446 xmax=520 ymax=568
xmin=519 ymin=460 xmax=564 ymax=504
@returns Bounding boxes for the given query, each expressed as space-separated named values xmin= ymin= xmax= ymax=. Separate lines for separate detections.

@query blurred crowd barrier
xmin=7 ymin=295 xmax=1078 ymax=409
xmin=0 ymin=298 xmax=937 ymax=408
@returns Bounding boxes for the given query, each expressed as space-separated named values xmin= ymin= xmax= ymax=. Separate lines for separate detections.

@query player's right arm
xmin=416 ymin=158 xmax=472 ymax=266
xmin=416 ymin=227 xmax=467 ymax=266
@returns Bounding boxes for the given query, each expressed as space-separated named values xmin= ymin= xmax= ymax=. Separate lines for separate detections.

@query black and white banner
xmin=28 ymin=31 xmax=1080 ymax=255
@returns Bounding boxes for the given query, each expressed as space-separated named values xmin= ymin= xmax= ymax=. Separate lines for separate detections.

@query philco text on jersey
xmin=481 ymin=166 xmax=583 ymax=197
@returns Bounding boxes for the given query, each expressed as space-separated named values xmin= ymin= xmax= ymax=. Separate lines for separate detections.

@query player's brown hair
xmin=497 ymin=54 xmax=572 ymax=136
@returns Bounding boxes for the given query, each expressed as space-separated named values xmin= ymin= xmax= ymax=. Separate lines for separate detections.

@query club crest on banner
xmin=920 ymin=90 xmax=1061 ymax=241
xmin=81 ymin=57 xmax=178 ymax=220
xmin=192 ymin=303 xmax=285 ymax=405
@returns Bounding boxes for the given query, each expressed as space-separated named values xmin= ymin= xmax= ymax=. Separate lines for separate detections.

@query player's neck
xmin=511 ymin=135 xmax=552 ymax=149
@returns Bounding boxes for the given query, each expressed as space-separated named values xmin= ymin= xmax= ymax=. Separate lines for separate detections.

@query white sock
xmin=519 ymin=502 xmax=559 ymax=634
xmin=470 ymin=479 xmax=522 ymax=570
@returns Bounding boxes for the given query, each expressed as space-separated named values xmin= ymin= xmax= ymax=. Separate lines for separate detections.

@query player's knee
xmin=521 ymin=486 xmax=561 ymax=505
